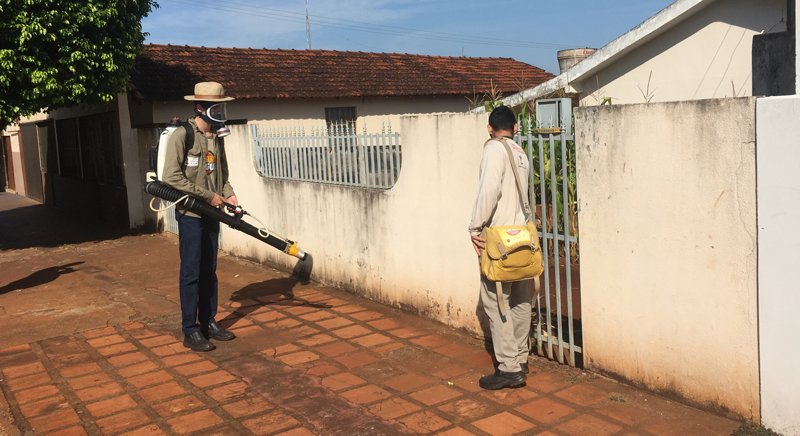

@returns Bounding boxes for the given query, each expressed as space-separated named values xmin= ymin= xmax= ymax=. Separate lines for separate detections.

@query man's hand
xmin=225 ymin=195 xmax=238 ymax=207
xmin=210 ymin=193 xmax=224 ymax=207
xmin=471 ymin=233 xmax=486 ymax=257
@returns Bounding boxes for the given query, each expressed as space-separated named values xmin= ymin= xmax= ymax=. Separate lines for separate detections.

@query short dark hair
xmin=489 ymin=105 xmax=517 ymax=131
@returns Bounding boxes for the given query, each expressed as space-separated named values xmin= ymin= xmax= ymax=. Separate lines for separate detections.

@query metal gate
xmin=517 ymin=98 xmax=582 ymax=367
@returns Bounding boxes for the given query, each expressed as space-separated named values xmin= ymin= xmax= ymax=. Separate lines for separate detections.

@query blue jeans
xmin=177 ymin=211 xmax=219 ymax=335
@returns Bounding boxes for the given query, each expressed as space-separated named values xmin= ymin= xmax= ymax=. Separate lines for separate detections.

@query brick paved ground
xmin=0 ymin=287 xmax=742 ymax=435
xmin=0 ymin=193 xmax=742 ymax=435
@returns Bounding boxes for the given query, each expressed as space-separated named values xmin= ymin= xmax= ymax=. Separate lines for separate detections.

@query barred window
xmin=324 ymin=106 xmax=356 ymax=128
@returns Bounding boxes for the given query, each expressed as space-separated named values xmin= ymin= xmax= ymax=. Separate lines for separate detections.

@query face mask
xmin=196 ymin=103 xmax=231 ymax=137
xmin=206 ymin=103 xmax=227 ymax=123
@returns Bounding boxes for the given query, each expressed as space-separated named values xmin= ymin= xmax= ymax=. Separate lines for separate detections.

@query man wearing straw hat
xmin=163 ymin=81 xmax=237 ymax=352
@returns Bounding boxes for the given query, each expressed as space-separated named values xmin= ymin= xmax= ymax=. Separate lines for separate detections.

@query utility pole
xmin=305 ymin=0 xmax=311 ymax=50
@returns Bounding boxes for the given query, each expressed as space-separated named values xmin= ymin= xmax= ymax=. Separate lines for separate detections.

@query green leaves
xmin=520 ymin=130 xmax=579 ymax=261
xmin=0 ymin=0 xmax=158 ymax=126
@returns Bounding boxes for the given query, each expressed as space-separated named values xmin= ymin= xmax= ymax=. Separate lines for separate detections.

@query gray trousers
xmin=480 ymin=277 xmax=532 ymax=373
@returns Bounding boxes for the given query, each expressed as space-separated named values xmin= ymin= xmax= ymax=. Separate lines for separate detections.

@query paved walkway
xmin=0 ymin=193 xmax=741 ymax=435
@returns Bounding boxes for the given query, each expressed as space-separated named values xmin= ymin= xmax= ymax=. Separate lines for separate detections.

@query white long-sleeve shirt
xmin=469 ymin=137 xmax=530 ymax=234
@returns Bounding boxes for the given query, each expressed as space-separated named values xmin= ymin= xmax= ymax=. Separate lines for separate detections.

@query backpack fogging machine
xmin=145 ymin=124 xmax=312 ymax=278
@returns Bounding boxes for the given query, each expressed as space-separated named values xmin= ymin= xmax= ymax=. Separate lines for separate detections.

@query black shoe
xmin=203 ymin=320 xmax=236 ymax=341
xmin=521 ymin=363 xmax=529 ymax=374
xmin=479 ymin=369 xmax=526 ymax=390
xmin=183 ymin=331 xmax=216 ymax=352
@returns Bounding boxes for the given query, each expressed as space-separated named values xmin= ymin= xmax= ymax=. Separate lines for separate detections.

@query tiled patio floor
xmin=0 ymin=284 xmax=740 ymax=435
xmin=0 ymin=192 xmax=742 ymax=435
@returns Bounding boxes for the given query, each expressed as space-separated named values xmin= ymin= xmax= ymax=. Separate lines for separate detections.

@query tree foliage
xmin=0 ymin=0 xmax=157 ymax=126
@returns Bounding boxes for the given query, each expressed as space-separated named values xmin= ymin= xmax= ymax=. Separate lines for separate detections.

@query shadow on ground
xmin=0 ymin=196 xmax=141 ymax=250
xmin=0 ymin=261 xmax=85 ymax=295
xmin=219 ymin=272 xmax=331 ymax=329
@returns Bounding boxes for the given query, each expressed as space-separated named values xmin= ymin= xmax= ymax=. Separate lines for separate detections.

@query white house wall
xmin=574 ymin=98 xmax=758 ymax=418
xmin=151 ymin=95 xmax=471 ymax=130
xmin=218 ymin=113 xmax=488 ymax=333
xmin=117 ymin=93 xmax=145 ymax=228
xmin=22 ymin=102 xmax=118 ymax=122
xmin=2 ymin=126 xmax=26 ymax=196
xmin=756 ymin=95 xmax=800 ymax=436
xmin=578 ymin=0 xmax=785 ymax=106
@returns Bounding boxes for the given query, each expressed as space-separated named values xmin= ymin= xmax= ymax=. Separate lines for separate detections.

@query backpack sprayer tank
xmin=146 ymin=125 xmax=179 ymax=183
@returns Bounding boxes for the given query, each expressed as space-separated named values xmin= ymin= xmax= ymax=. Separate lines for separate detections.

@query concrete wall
xmin=136 ymin=126 xmax=164 ymax=231
xmin=1 ymin=126 xmax=26 ymax=196
xmin=578 ymin=0 xmax=786 ymax=106
xmin=117 ymin=93 xmax=146 ymax=228
xmin=15 ymin=95 xmax=470 ymax=228
xmin=756 ymin=95 xmax=800 ymax=435
xmin=574 ymin=98 xmax=758 ymax=418
xmin=216 ymin=113 xmax=488 ymax=332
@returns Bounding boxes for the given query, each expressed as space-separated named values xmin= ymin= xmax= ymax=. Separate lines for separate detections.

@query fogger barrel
xmin=145 ymin=180 xmax=307 ymax=260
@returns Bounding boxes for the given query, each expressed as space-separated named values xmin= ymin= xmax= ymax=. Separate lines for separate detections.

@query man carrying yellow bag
xmin=469 ymin=105 xmax=543 ymax=390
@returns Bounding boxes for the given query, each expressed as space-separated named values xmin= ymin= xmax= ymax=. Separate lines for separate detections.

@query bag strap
xmin=495 ymin=282 xmax=507 ymax=319
xmin=496 ymin=137 xmax=532 ymax=221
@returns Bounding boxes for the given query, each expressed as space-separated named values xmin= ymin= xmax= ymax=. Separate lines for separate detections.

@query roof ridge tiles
xmin=142 ymin=43 xmax=533 ymax=63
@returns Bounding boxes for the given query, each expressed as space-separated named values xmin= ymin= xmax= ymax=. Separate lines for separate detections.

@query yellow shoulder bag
xmin=480 ymin=138 xmax=544 ymax=283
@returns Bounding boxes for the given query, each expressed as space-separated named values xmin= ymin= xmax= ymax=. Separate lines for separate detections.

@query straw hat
xmin=184 ymin=82 xmax=235 ymax=102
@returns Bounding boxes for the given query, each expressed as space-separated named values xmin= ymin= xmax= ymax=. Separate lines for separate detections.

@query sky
xmin=142 ymin=0 xmax=675 ymax=75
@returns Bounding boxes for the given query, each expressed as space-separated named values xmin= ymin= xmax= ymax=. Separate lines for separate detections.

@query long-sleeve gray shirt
xmin=469 ymin=137 xmax=529 ymax=235
xmin=162 ymin=118 xmax=234 ymax=218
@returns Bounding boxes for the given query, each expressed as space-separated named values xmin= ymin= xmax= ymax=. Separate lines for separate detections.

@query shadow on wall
xmin=0 ymin=261 xmax=84 ymax=295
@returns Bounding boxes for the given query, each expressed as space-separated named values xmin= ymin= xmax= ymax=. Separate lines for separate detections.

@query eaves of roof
xmin=474 ymin=0 xmax=715 ymax=112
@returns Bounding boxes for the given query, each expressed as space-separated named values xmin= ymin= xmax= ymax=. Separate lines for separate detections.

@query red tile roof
xmin=132 ymin=44 xmax=554 ymax=100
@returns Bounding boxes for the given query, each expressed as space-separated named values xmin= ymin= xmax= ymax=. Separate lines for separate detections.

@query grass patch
xmin=733 ymin=421 xmax=782 ymax=436
xmin=609 ymin=394 xmax=626 ymax=403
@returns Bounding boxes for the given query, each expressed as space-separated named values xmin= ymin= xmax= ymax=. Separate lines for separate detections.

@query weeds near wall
xmin=466 ymin=80 xmax=505 ymax=112
xmin=588 ymin=75 xmax=614 ymax=105
xmin=733 ymin=422 xmax=783 ymax=436
xmin=517 ymin=118 xmax=579 ymax=263
xmin=637 ymin=71 xmax=657 ymax=103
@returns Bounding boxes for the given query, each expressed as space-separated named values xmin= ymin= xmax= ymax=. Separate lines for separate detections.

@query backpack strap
xmin=181 ymin=121 xmax=194 ymax=152
xmin=179 ymin=121 xmax=194 ymax=169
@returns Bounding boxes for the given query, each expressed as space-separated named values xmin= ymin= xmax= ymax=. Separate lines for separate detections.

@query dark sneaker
xmin=479 ymin=369 xmax=526 ymax=390
xmin=183 ymin=331 xmax=216 ymax=352
xmin=203 ymin=320 xmax=236 ymax=341
xmin=521 ymin=362 xmax=529 ymax=374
